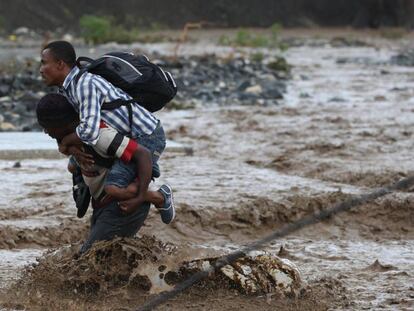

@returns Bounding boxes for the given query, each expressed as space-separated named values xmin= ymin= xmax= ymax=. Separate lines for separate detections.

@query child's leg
xmin=104 ymin=159 xmax=174 ymax=223
xmin=118 ymin=181 xmax=175 ymax=224
xmin=134 ymin=121 xmax=166 ymax=179
xmin=104 ymin=159 xmax=165 ymax=207
xmin=105 ymin=183 xmax=138 ymax=201
xmin=105 ymin=179 xmax=165 ymax=207
xmin=142 ymin=188 xmax=164 ymax=208
xmin=134 ymin=123 xmax=175 ymax=223
xmin=104 ymin=159 xmax=138 ymax=200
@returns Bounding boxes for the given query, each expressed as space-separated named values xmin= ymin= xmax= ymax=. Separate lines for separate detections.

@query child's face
xmin=44 ymin=125 xmax=73 ymax=142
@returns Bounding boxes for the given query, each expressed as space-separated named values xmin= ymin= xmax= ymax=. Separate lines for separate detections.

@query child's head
xmin=36 ymin=93 xmax=79 ymax=141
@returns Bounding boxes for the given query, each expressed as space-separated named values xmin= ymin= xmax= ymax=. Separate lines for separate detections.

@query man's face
xmin=39 ymin=49 xmax=64 ymax=86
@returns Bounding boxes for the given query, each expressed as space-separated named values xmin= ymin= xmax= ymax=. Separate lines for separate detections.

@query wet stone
xmin=390 ymin=50 xmax=414 ymax=66
xmin=0 ymin=84 xmax=10 ymax=97
xmin=328 ymin=97 xmax=346 ymax=103
xmin=165 ymin=54 xmax=289 ymax=107
xmin=0 ymin=53 xmax=290 ymax=130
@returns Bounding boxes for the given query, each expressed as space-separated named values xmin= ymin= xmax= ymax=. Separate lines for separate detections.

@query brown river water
xmin=0 ymin=31 xmax=413 ymax=310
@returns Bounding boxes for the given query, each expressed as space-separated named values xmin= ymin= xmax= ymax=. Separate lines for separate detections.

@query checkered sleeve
xmin=74 ymin=74 xmax=106 ymax=146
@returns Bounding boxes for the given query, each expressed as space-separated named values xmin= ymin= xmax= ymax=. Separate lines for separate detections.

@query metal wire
xmin=137 ymin=175 xmax=414 ymax=311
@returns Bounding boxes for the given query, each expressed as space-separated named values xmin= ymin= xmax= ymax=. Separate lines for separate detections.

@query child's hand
xmin=118 ymin=196 xmax=145 ymax=214
xmin=61 ymin=132 xmax=83 ymax=147
xmin=125 ymin=181 xmax=139 ymax=195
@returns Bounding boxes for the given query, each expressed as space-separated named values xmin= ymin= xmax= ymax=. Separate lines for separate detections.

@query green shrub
xmin=250 ymin=52 xmax=264 ymax=62
xmin=148 ymin=22 xmax=166 ymax=31
xmin=234 ymin=29 xmax=269 ymax=47
xmin=218 ymin=35 xmax=232 ymax=45
xmin=107 ymin=26 xmax=139 ymax=44
xmin=270 ymin=23 xmax=281 ymax=42
xmin=218 ymin=24 xmax=286 ymax=49
xmin=79 ymin=15 xmax=167 ymax=44
xmin=250 ymin=35 xmax=269 ymax=47
xmin=79 ymin=15 xmax=111 ymax=44
xmin=267 ymin=56 xmax=291 ymax=73
xmin=234 ymin=29 xmax=251 ymax=46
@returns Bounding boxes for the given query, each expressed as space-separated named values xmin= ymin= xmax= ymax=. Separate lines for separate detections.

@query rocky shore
xmin=0 ymin=49 xmax=290 ymax=131
xmin=3 ymin=32 xmax=414 ymax=132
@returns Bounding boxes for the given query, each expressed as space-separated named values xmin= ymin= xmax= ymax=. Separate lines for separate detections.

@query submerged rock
xmin=182 ymin=250 xmax=302 ymax=296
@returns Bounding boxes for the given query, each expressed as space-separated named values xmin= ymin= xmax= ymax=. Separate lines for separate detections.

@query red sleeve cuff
xmin=120 ymin=140 xmax=138 ymax=162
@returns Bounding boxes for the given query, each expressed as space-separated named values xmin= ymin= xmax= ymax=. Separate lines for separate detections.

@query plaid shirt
xmin=60 ymin=66 xmax=158 ymax=146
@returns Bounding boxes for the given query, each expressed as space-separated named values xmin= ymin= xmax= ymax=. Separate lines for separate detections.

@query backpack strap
xmin=74 ymin=67 xmax=88 ymax=84
xmin=74 ymin=55 xmax=138 ymax=135
xmin=74 ymin=56 xmax=106 ymax=84
xmin=76 ymin=56 xmax=94 ymax=67
xmin=74 ymin=67 xmax=135 ymax=135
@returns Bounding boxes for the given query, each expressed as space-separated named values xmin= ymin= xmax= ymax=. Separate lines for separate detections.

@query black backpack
xmin=75 ymin=52 xmax=177 ymax=117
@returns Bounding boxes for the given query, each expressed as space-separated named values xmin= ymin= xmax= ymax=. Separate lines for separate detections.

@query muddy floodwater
xmin=0 ymin=31 xmax=414 ymax=310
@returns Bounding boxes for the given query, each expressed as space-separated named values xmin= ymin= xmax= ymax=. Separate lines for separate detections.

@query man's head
xmin=40 ymin=41 xmax=76 ymax=87
xmin=37 ymin=93 xmax=79 ymax=141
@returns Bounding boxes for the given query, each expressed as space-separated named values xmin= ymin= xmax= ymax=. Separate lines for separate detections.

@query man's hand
xmin=69 ymin=145 xmax=95 ymax=167
xmin=118 ymin=195 xmax=145 ymax=214
xmin=58 ymin=142 xmax=70 ymax=155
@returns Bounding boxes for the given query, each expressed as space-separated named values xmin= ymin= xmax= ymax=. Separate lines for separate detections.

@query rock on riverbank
xmin=0 ymin=52 xmax=290 ymax=131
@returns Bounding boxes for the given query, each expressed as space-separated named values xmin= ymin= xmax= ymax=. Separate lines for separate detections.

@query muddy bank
xmin=0 ymin=236 xmax=345 ymax=311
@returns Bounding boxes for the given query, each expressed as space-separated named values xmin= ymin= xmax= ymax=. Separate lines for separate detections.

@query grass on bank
xmin=79 ymin=15 xmax=170 ymax=44
xmin=379 ymin=27 xmax=408 ymax=39
xmin=218 ymin=23 xmax=288 ymax=50
xmin=80 ymin=15 xmax=139 ymax=44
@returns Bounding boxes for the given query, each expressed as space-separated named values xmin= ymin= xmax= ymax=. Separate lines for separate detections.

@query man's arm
xmin=130 ymin=144 xmax=153 ymax=201
xmin=75 ymin=75 xmax=106 ymax=146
